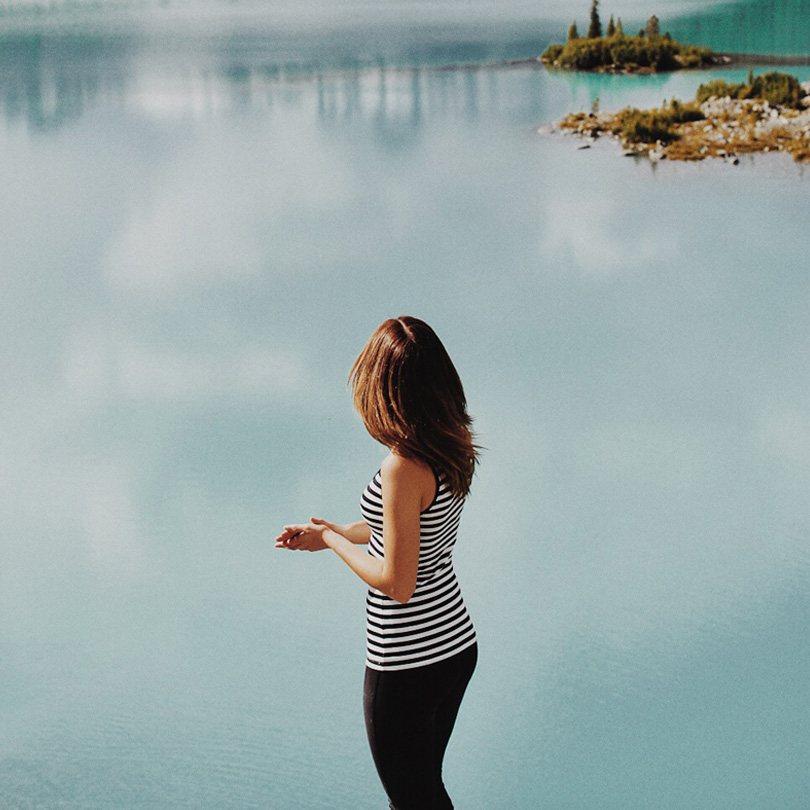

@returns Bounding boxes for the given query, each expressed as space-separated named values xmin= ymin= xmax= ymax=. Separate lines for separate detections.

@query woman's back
xmin=362 ymin=469 xmax=477 ymax=671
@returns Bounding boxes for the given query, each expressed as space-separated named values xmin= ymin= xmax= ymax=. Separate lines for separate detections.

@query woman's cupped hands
xmin=274 ymin=518 xmax=340 ymax=552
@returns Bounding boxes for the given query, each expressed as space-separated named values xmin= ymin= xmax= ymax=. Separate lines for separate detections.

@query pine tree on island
xmin=645 ymin=15 xmax=661 ymax=37
xmin=606 ymin=15 xmax=616 ymax=37
xmin=587 ymin=0 xmax=602 ymax=39
xmin=568 ymin=22 xmax=579 ymax=41
xmin=615 ymin=17 xmax=623 ymax=36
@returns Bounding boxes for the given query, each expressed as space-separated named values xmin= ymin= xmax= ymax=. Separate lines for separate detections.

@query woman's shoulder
xmin=381 ymin=451 xmax=432 ymax=478
xmin=380 ymin=452 xmax=437 ymax=505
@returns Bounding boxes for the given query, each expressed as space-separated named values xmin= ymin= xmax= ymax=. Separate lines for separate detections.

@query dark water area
xmin=668 ymin=0 xmax=810 ymax=55
xmin=0 ymin=15 xmax=558 ymax=73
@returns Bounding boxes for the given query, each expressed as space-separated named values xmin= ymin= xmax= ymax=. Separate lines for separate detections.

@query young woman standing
xmin=275 ymin=316 xmax=479 ymax=810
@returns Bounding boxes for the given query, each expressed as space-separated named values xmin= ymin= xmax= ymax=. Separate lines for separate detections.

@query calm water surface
xmin=2 ymin=3 xmax=810 ymax=809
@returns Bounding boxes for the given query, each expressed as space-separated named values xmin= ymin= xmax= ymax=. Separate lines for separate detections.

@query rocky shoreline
xmin=548 ymin=80 xmax=810 ymax=163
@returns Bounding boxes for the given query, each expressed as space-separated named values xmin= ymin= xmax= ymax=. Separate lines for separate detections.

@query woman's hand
xmin=274 ymin=519 xmax=365 ymax=552
xmin=274 ymin=522 xmax=329 ymax=552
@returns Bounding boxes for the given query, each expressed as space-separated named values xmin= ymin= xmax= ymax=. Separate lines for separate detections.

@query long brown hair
xmin=349 ymin=316 xmax=479 ymax=498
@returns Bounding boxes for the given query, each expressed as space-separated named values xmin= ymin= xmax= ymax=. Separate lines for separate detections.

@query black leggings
xmin=363 ymin=644 xmax=478 ymax=810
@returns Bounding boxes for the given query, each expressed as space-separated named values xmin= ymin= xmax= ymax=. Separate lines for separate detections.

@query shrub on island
xmin=695 ymin=79 xmax=747 ymax=103
xmin=620 ymin=99 xmax=704 ymax=144
xmin=697 ymin=71 xmax=803 ymax=108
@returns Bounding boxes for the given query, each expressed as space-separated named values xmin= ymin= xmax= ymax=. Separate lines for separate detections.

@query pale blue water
xmin=2 ymin=3 xmax=810 ymax=809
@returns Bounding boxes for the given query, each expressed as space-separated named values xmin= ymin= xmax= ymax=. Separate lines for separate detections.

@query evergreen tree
xmin=606 ymin=15 xmax=615 ymax=37
xmin=747 ymin=66 xmax=754 ymax=86
xmin=568 ymin=21 xmax=580 ymax=41
xmin=638 ymin=28 xmax=645 ymax=38
xmin=587 ymin=0 xmax=602 ymax=38
xmin=615 ymin=17 xmax=624 ymax=36
xmin=645 ymin=14 xmax=660 ymax=37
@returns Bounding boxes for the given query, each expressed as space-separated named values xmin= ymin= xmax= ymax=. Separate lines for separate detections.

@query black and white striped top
xmin=360 ymin=467 xmax=477 ymax=671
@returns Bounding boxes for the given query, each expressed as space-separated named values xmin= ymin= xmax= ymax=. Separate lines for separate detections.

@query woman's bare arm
xmin=276 ymin=454 xmax=433 ymax=603
xmin=338 ymin=521 xmax=371 ymax=544
xmin=315 ymin=454 xmax=427 ymax=603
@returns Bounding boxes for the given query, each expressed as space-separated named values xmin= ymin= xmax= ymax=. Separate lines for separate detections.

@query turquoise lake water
xmin=2 ymin=2 xmax=810 ymax=808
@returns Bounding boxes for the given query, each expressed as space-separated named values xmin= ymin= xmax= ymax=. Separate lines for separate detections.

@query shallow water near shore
xmin=2 ymin=2 xmax=810 ymax=809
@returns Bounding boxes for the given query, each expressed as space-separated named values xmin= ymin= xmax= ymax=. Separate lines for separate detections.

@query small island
xmin=552 ymin=71 xmax=810 ymax=162
xmin=540 ymin=1 xmax=719 ymax=73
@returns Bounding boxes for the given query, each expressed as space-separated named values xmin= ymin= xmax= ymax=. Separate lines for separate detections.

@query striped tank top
xmin=360 ymin=467 xmax=477 ymax=671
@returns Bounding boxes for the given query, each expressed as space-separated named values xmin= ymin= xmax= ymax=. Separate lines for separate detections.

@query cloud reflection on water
xmin=544 ymin=196 xmax=679 ymax=276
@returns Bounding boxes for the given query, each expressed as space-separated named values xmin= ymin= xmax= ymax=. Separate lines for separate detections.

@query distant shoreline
xmin=433 ymin=51 xmax=810 ymax=74
xmin=531 ymin=51 xmax=810 ymax=70
xmin=714 ymin=52 xmax=810 ymax=67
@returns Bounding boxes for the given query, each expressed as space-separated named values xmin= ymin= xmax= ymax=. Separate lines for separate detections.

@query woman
xmin=275 ymin=316 xmax=479 ymax=810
